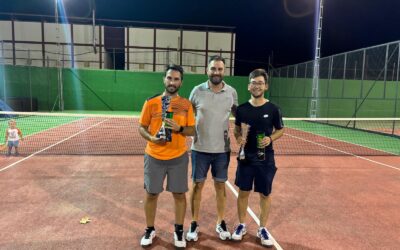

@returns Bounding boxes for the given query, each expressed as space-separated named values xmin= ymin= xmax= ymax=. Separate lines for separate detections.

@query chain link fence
xmin=270 ymin=41 xmax=400 ymax=118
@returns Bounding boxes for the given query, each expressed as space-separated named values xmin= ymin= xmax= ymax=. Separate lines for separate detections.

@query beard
xmin=209 ymin=75 xmax=223 ymax=85
xmin=165 ymin=85 xmax=180 ymax=95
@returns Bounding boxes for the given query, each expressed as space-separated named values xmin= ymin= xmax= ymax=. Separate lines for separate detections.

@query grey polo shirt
xmin=189 ymin=81 xmax=238 ymax=153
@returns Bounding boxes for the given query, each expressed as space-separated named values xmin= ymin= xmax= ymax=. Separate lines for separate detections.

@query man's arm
xmin=164 ymin=118 xmax=195 ymax=136
xmin=233 ymin=124 xmax=245 ymax=145
xmin=189 ymin=87 xmax=197 ymax=116
xmin=267 ymin=128 xmax=284 ymax=146
xmin=231 ymin=88 xmax=238 ymax=117
xmin=271 ymin=128 xmax=284 ymax=141
xmin=259 ymin=127 xmax=284 ymax=148
xmin=231 ymin=104 xmax=237 ymax=118
xmin=178 ymin=125 xmax=195 ymax=136
xmin=138 ymin=124 xmax=154 ymax=142
xmin=138 ymin=124 xmax=165 ymax=144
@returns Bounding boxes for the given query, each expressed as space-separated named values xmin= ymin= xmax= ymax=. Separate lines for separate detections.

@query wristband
xmin=268 ymin=136 xmax=273 ymax=142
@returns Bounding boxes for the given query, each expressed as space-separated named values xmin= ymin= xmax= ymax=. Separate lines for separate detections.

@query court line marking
xmin=0 ymin=119 xmax=109 ymax=173
xmin=286 ymin=126 xmax=399 ymax=156
xmin=11 ymin=117 xmax=86 ymax=140
xmin=225 ymin=180 xmax=284 ymax=250
xmin=224 ymin=127 xmax=398 ymax=250
xmin=23 ymin=117 xmax=86 ymax=137
xmin=286 ymin=133 xmax=400 ymax=171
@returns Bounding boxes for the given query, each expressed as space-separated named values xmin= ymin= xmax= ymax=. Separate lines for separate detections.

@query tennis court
xmin=0 ymin=112 xmax=398 ymax=249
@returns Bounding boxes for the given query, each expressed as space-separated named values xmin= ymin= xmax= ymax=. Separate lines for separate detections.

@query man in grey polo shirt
xmin=186 ymin=55 xmax=238 ymax=242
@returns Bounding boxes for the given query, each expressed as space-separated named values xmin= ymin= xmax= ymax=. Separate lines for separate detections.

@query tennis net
xmin=0 ymin=111 xmax=399 ymax=156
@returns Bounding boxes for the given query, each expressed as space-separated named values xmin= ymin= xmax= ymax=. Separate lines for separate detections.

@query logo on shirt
xmin=263 ymin=114 xmax=269 ymax=118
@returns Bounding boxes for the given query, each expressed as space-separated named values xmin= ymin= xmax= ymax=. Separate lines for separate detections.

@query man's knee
xmin=146 ymin=192 xmax=159 ymax=200
xmin=259 ymin=193 xmax=271 ymax=200
xmin=238 ymin=190 xmax=250 ymax=199
xmin=192 ymin=181 xmax=205 ymax=192
xmin=213 ymin=181 xmax=226 ymax=197
xmin=173 ymin=193 xmax=186 ymax=200
xmin=214 ymin=180 xmax=226 ymax=190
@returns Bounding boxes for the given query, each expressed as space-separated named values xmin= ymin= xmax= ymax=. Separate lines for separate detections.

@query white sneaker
xmin=174 ymin=230 xmax=186 ymax=248
xmin=215 ymin=220 xmax=231 ymax=240
xmin=231 ymin=223 xmax=247 ymax=241
xmin=186 ymin=221 xmax=199 ymax=241
xmin=257 ymin=227 xmax=274 ymax=247
xmin=140 ymin=228 xmax=156 ymax=247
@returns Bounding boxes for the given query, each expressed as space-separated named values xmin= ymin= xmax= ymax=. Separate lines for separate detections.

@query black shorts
xmin=234 ymin=152 xmax=277 ymax=196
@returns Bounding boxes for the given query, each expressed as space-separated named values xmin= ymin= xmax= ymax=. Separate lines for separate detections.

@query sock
xmin=175 ymin=224 xmax=183 ymax=232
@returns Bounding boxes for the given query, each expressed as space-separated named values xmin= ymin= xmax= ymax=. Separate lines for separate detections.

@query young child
xmin=5 ymin=119 xmax=23 ymax=156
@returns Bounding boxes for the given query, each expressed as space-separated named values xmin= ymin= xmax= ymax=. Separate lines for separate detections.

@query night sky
xmin=1 ymin=0 xmax=400 ymax=75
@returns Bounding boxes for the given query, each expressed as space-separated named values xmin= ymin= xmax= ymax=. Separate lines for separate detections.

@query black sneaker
xmin=215 ymin=220 xmax=231 ymax=240
xmin=140 ymin=228 xmax=156 ymax=247
xmin=174 ymin=229 xmax=186 ymax=248
xmin=186 ymin=221 xmax=199 ymax=241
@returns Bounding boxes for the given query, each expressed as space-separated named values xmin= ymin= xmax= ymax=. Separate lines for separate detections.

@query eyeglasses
xmin=249 ymin=81 xmax=265 ymax=86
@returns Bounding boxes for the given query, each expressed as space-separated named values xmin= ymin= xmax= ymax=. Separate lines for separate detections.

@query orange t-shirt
xmin=139 ymin=94 xmax=195 ymax=160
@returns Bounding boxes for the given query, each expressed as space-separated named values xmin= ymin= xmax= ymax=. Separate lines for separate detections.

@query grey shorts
xmin=144 ymin=152 xmax=189 ymax=194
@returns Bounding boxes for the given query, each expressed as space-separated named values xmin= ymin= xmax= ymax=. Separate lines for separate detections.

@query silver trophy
xmin=238 ymin=123 xmax=250 ymax=160
xmin=156 ymin=95 xmax=172 ymax=141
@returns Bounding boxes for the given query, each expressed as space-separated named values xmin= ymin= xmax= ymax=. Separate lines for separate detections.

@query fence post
xmin=383 ymin=43 xmax=389 ymax=98
xmin=341 ymin=53 xmax=347 ymax=98
xmin=28 ymin=49 xmax=33 ymax=111
xmin=1 ymin=40 xmax=6 ymax=103
xmin=392 ymin=42 xmax=400 ymax=134
xmin=360 ymin=49 xmax=366 ymax=98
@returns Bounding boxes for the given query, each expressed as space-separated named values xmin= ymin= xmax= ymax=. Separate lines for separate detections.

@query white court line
xmin=287 ymin=126 xmax=399 ymax=156
xmin=15 ymin=117 xmax=86 ymax=140
xmin=286 ymin=133 xmax=400 ymax=171
xmin=225 ymin=181 xmax=284 ymax=250
xmin=224 ymin=129 xmax=399 ymax=250
xmin=0 ymin=119 xmax=109 ymax=173
xmin=1 ymin=116 xmax=87 ymax=149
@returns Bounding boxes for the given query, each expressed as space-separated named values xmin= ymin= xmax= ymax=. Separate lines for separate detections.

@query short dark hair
xmin=165 ymin=64 xmax=184 ymax=80
xmin=208 ymin=55 xmax=225 ymax=65
xmin=249 ymin=68 xmax=268 ymax=83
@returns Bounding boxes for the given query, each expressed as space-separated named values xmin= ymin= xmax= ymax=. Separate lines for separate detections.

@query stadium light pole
xmin=55 ymin=0 xmax=64 ymax=111
xmin=310 ymin=0 xmax=324 ymax=118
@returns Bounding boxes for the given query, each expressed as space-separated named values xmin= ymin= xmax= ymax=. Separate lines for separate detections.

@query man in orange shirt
xmin=138 ymin=64 xmax=195 ymax=248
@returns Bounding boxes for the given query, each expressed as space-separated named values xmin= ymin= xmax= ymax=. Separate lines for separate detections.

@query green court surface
xmin=0 ymin=115 xmax=82 ymax=143
xmin=1 ymin=112 xmax=398 ymax=156
xmin=286 ymin=120 xmax=400 ymax=155
xmin=59 ymin=110 xmax=140 ymax=116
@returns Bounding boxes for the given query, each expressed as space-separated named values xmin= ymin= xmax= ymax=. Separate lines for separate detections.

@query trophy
xmin=238 ymin=123 xmax=250 ymax=160
xmin=256 ymin=132 xmax=265 ymax=160
xmin=156 ymin=95 xmax=172 ymax=142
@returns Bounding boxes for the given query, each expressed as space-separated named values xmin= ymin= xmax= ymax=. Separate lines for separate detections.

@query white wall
xmin=128 ymin=28 xmax=153 ymax=47
xmin=44 ymin=23 xmax=72 ymax=44
xmin=0 ymin=21 xmax=236 ymax=74
xmin=73 ymin=24 xmax=100 ymax=68
xmin=0 ymin=21 xmax=12 ymax=40
xmin=209 ymin=32 xmax=231 ymax=51
xmin=15 ymin=21 xmax=42 ymax=42
xmin=15 ymin=43 xmax=43 ymax=67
